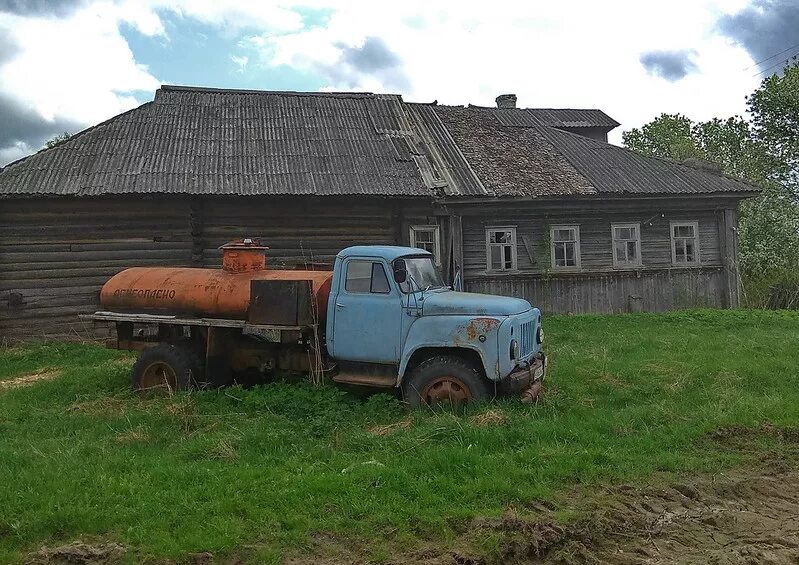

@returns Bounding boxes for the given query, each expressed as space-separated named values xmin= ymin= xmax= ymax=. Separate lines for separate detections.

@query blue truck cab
xmin=325 ymin=245 xmax=546 ymax=406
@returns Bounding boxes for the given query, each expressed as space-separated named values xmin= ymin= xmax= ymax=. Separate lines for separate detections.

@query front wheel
xmin=402 ymin=355 xmax=491 ymax=408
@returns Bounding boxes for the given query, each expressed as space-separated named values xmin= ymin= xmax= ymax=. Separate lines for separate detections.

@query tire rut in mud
xmin=466 ymin=468 xmax=799 ymax=564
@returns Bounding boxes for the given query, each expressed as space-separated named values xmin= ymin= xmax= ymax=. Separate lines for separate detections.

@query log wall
xmin=0 ymin=197 xmax=193 ymax=340
xmin=0 ymin=196 xmax=420 ymax=340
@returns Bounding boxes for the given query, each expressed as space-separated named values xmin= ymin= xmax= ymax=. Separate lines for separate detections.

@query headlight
xmin=536 ymin=327 xmax=543 ymax=344
xmin=510 ymin=339 xmax=519 ymax=360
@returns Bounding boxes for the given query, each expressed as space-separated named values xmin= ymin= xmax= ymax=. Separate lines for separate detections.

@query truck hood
xmin=420 ymin=291 xmax=532 ymax=316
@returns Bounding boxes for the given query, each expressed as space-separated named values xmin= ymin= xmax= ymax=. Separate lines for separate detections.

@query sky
xmin=0 ymin=0 xmax=797 ymax=166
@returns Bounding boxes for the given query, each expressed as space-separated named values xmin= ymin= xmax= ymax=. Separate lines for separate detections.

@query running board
xmin=332 ymin=373 xmax=396 ymax=388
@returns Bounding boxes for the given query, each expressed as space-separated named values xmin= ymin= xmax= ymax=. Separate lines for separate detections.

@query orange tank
xmin=99 ymin=239 xmax=333 ymax=322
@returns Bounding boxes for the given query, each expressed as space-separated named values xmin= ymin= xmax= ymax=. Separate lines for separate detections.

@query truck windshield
xmin=397 ymin=256 xmax=445 ymax=293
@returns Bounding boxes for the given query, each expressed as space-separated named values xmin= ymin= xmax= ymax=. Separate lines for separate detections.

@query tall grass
xmin=742 ymin=269 xmax=799 ymax=309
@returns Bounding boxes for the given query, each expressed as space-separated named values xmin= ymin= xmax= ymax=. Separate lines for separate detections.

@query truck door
xmin=331 ymin=258 xmax=401 ymax=364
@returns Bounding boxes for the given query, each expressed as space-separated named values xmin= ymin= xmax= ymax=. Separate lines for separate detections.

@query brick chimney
xmin=495 ymin=94 xmax=517 ymax=109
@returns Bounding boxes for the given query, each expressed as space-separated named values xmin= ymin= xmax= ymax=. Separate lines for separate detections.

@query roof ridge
xmin=0 ymin=101 xmax=153 ymax=173
xmin=157 ymin=85 xmax=386 ymax=99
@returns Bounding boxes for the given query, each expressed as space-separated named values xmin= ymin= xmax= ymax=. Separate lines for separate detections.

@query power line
xmin=752 ymin=51 xmax=799 ymax=78
xmin=743 ymin=40 xmax=799 ymax=71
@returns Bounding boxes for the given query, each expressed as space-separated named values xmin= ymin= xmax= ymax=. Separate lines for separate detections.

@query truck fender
xmin=398 ymin=315 xmax=502 ymax=383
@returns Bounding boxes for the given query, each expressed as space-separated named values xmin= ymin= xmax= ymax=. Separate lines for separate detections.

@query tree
xmin=622 ymin=113 xmax=698 ymax=162
xmin=45 ymin=132 xmax=71 ymax=148
xmin=623 ymin=60 xmax=799 ymax=304
xmin=747 ymin=56 xmax=799 ymax=194
xmin=622 ymin=114 xmax=772 ymax=186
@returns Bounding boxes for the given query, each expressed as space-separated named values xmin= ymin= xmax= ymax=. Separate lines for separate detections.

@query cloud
xmin=640 ymin=49 xmax=699 ymax=81
xmin=0 ymin=29 xmax=18 ymax=63
xmin=716 ymin=0 xmax=799 ymax=70
xmin=0 ymin=2 xmax=160 ymax=165
xmin=0 ymin=92 xmax=82 ymax=150
xmin=0 ymin=0 xmax=88 ymax=17
xmin=230 ymin=54 xmax=248 ymax=73
xmin=323 ymin=36 xmax=409 ymax=91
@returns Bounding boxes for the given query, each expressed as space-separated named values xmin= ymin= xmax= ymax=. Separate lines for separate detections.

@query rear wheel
xmin=131 ymin=343 xmax=202 ymax=393
xmin=402 ymin=355 xmax=490 ymax=408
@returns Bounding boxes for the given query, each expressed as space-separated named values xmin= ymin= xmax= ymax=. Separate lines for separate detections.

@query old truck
xmin=86 ymin=239 xmax=546 ymax=406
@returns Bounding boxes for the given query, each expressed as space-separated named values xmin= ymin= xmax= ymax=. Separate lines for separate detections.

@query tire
xmin=402 ymin=355 xmax=491 ymax=408
xmin=131 ymin=343 xmax=203 ymax=393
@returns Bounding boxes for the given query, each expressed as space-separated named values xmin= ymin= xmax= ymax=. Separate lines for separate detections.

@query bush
xmin=742 ymin=269 xmax=799 ymax=310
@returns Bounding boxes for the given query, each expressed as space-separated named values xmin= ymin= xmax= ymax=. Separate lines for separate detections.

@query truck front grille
xmin=519 ymin=320 xmax=535 ymax=359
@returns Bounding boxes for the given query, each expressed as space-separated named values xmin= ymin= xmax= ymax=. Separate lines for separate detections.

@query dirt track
xmin=465 ymin=465 xmax=799 ymax=564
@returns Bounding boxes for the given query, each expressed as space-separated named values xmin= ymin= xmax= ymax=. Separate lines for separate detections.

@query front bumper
xmin=498 ymin=352 xmax=547 ymax=395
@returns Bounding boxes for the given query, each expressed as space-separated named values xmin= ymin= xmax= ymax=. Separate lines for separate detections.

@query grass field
xmin=1 ymin=309 xmax=799 ymax=563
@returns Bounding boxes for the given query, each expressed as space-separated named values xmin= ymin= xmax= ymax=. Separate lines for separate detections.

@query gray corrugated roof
xmin=0 ymin=85 xmax=758 ymax=200
xmin=0 ymin=85 xmax=430 ymax=198
xmin=538 ymin=127 xmax=759 ymax=195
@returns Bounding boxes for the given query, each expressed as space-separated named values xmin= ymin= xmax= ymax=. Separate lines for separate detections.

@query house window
xmin=409 ymin=225 xmax=441 ymax=266
xmin=550 ymin=225 xmax=581 ymax=270
xmin=611 ymin=223 xmax=641 ymax=268
xmin=485 ymin=227 xmax=517 ymax=271
xmin=671 ymin=221 xmax=700 ymax=266
xmin=345 ymin=260 xmax=390 ymax=293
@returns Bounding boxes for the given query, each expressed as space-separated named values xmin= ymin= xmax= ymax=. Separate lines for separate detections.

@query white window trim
xmin=485 ymin=226 xmax=518 ymax=272
xmin=611 ymin=222 xmax=642 ymax=269
xmin=409 ymin=225 xmax=441 ymax=266
xmin=670 ymin=220 xmax=701 ymax=266
xmin=550 ymin=225 xmax=582 ymax=271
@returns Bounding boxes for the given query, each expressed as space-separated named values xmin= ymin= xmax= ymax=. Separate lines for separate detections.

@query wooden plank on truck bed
xmin=80 ymin=311 xmax=313 ymax=332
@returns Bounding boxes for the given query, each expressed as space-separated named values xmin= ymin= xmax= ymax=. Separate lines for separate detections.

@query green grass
xmin=1 ymin=309 xmax=799 ymax=563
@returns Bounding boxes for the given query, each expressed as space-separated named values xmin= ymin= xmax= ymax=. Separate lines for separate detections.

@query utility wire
xmin=743 ymin=40 xmax=799 ymax=71
xmin=752 ymin=51 xmax=799 ymax=78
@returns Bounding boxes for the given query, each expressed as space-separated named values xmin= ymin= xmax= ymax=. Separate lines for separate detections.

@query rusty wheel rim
xmin=139 ymin=361 xmax=177 ymax=393
xmin=420 ymin=377 xmax=473 ymax=406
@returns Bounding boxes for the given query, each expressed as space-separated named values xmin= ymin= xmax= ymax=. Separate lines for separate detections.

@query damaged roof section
xmin=422 ymin=105 xmax=597 ymax=198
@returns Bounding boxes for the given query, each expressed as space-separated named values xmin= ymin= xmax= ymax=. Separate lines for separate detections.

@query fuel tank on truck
xmin=99 ymin=239 xmax=333 ymax=323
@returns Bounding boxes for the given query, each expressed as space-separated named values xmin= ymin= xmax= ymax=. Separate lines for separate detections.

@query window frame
xmin=344 ymin=260 xmax=392 ymax=294
xmin=550 ymin=224 xmax=581 ymax=271
xmin=669 ymin=220 xmax=701 ymax=267
xmin=409 ymin=225 xmax=441 ymax=266
xmin=611 ymin=222 xmax=642 ymax=269
xmin=485 ymin=226 xmax=518 ymax=273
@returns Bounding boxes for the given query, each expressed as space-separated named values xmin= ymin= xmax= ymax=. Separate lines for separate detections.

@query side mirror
xmin=393 ymin=259 xmax=407 ymax=284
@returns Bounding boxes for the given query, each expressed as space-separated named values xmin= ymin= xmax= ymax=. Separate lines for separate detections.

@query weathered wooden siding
xmin=0 ymin=197 xmax=193 ymax=340
xmin=462 ymin=206 xmax=722 ymax=276
xmin=468 ymin=268 xmax=726 ymax=314
xmin=458 ymin=200 xmax=736 ymax=314
xmin=199 ymin=197 xmax=404 ymax=268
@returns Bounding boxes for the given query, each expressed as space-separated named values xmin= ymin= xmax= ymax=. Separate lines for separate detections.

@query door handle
xmin=335 ymin=302 xmax=346 ymax=308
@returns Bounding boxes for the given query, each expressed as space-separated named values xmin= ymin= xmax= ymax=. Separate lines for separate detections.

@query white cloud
xmin=230 ymin=54 xmax=248 ymax=72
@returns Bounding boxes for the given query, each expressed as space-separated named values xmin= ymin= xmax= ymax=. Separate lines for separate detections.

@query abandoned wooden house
xmin=0 ymin=85 xmax=759 ymax=339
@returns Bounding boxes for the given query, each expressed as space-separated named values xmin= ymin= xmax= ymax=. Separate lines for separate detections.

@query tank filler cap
xmin=218 ymin=238 xmax=269 ymax=251
xmin=219 ymin=238 xmax=269 ymax=273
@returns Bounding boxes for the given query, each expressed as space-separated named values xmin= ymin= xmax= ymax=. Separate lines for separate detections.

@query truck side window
xmin=345 ymin=260 xmax=390 ymax=294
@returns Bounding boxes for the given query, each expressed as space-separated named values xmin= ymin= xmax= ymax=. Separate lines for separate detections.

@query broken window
xmin=486 ymin=227 xmax=517 ymax=272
